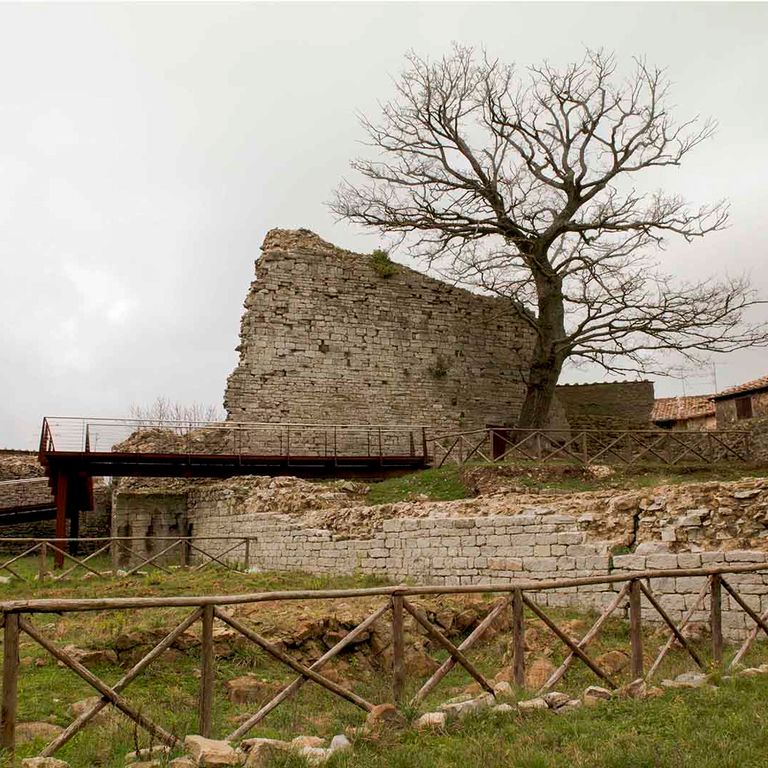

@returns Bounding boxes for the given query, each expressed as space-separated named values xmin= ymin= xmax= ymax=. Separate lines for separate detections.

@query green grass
xmin=3 ymin=568 xmax=768 ymax=767
xmin=363 ymin=462 xmax=767 ymax=505
xmin=366 ymin=466 xmax=472 ymax=505
xmin=311 ymin=675 xmax=768 ymax=768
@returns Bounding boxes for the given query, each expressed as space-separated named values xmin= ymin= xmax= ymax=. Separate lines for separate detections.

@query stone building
xmin=651 ymin=395 xmax=717 ymax=431
xmin=714 ymin=375 xmax=768 ymax=461
xmin=714 ymin=375 xmax=768 ymax=426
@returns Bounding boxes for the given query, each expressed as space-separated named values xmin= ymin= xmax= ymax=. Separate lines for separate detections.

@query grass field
xmin=0 ymin=566 xmax=767 ymax=766
xmin=364 ymin=461 xmax=767 ymax=505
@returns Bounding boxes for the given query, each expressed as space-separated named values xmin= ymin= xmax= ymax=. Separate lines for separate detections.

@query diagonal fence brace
xmin=54 ymin=542 xmax=113 ymax=582
xmin=19 ymin=617 xmax=179 ymax=749
xmin=523 ymin=595 xmax=617 ymax=688
xmin=646 ymin=578 xmax=710 ymax=680
xmin=228 ymin=602 xmax=390 ymax=741
xmin=40 ymin=608 xmax=202 ymax=756
xmin=413 ymin=597 xmax=510 ymax=705
xmin=539 ymin=583 xmax=630 ymax=694
xmin=214 ymin=608 xmax=374 ymax=713
xmin=44 ymin=543 xmax=105 ymax=579
xmin=638 ymin=582 xmax=705 ymax=671
xmin=402 ymin=598 xmax=495 ymax=696
xmin=193 ymin=541 xmax=243 ymax=572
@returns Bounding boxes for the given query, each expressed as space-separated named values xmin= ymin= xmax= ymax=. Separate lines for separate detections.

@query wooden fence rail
xmin=431 ymin=427 xmax=754 ymax=468
xmin=2 ymin=563 xmax=768 ymax=757
xmin=0 ymin=536 xmax=254 ymax=581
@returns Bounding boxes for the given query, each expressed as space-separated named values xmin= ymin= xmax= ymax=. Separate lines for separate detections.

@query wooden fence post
xmin=1 ymin=613 xmax=20 ymax=754
xmin=391 ymin=595 xmax=405 ymax=705
xmin=629 ymin=579 xmax=643 ymax=679
xmin=711 ymin=574 xmax=723 ymax=668
xmin=511 ymin=588 xmax=526 ymax=688
xmin=38 ymin=542 xmax=48 ymax=581
xmin=198 ymin=605 xmax=215 ymax=737
xmin=244 ymin=538 xmax=251 ymax=571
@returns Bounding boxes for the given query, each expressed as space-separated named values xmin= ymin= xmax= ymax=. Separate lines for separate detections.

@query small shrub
xmin=370 ymin=249 xmax=397 ymax=278
xmin=428 ymin=355 xmax=449 ymax=379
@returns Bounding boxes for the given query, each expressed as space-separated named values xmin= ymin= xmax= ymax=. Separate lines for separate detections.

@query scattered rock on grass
xmin=439 ymin=693 xmax=495 ymax=721
xmin=61 ymin=646 xmax=118 ymax=669
xmin=183 ymin=735 xmax=240 ymax=767
xmin=225 ymin=676 xmax=279 ymax=705
xmin=414 ymin=711 xmax=447 ymax=731
xmin=21 ymin=759 xmax=70 ymax=768
xmin=16 ymin=721 xmax=64 ymax=743
xmin=364 ymin=703 xmax=406 ymax=734
xmin=125 ymin=745 xmax=171 ymax=764
xmin=583 ymin=686 xmax=613 ymax=705
xmin=518 ymin=697 xmax=547 ymax=711
xmin=542 ymin=692 xmax=570 ymax=710
xmin=524 ymin=657 xmax=556 ymax=690
xmin=241 ymin=738 xmax=292 ymax=768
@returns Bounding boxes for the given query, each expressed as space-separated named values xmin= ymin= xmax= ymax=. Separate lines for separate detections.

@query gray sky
xmin=1 ymin=2 xmax=766 ymax=448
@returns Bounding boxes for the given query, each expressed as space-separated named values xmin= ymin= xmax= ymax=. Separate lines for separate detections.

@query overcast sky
xmin=1 ymin=2 xmax=766 ymax=448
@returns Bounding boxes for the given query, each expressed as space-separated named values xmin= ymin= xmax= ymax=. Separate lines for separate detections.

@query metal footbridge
xmin=37 ymin=417 xmax=430 ymax=562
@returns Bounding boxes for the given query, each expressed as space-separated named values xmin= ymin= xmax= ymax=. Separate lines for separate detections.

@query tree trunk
xmin=517 ymin=348 xmax=564 ymax=429
xmin=516 ymin=264 xmax=566 ymax=430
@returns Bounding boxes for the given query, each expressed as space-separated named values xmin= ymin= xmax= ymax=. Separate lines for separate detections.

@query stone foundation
xmin=187 ymin=491 xmax=768 ymax=641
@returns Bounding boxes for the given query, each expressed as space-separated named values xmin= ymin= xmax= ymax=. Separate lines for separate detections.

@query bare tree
xmin=331 ymin=47 xmax=767 ymax=428
xmin=129 ymin=396 xmax=224 ymax=427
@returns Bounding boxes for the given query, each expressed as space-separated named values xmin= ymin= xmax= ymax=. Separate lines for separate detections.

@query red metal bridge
xmin=38 ymin=417 xmax=430 ymax=562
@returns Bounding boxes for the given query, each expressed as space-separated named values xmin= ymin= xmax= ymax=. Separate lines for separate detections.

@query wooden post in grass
xmin=629 ymin=579 xmax=643 ymax=679
xmin=38 ymin=542 xmax=48 ymax=580
xmin=199 ymin=605 xmax=215 ymax=737
xmin=1 ymin=613 xmax=19 ymax=753
xmin=244 ymin=538 xmax=251 ymax=571
xmin=511 ymin=588 xmax=526 ymax=688
xmin=710 ymin=574 xmax=723 ymax=667
xmin=392 ymin=595 xmax=405 ymax=705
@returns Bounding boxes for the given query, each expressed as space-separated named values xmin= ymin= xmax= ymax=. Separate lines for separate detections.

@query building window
xmin=735 ymin=396 xmax=753 ymax=420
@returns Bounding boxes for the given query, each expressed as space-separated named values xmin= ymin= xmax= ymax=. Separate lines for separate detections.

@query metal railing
xmin=2 ymin=563 xmax=768 ymax=756
xmin=39 ymin=416 xmax=430 ymax=461
xmin=432 ymin=427 xmax=754 ymax=467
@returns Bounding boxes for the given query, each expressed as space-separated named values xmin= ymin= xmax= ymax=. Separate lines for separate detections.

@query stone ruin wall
xmin=0 ymin=452 xmax=110 ymax=547
xmin=223 ymin=229 xmax=535 ymax=445
xmin=112 ymin=476 xmax=768 ymax=640
xmin=222 ymin=229 xmax=654 ymax=445
xmin=555 ymin=381 xmax=655 ymax=431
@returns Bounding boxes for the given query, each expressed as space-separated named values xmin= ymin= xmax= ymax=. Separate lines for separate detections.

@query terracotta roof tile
xmin=651 ymin=395 xmax=715 ymax=423
xmin=714 ymin=375 xmax=768 ymax=400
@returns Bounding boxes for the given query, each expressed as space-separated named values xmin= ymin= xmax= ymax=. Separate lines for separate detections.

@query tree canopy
xmin=331 ymin=47 xmax=767 ymax=427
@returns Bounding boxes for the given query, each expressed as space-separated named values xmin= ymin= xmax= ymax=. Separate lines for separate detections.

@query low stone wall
xmin=187 ymin=492 xmax=768 ymax=641
xmin=0 ymin=478 xmax=52 ymax=510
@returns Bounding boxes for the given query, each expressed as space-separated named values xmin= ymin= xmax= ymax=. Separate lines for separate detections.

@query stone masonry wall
xmin=224 ymin=229 xmax=535 ymax=437
xmin=187 ymin=489 xmax=768 ymax=641
xmin=716 ymin=391 xmax=768 ymax=462
xmin=0 ymin=478 xmax=52 ymax=510
xmin=716 ymin=390 xmax=768 ymax=427
xmin=554 ymin=381 xmax=655 ymax=430
xmin=111 ymin=491 xmax=190 ymax=566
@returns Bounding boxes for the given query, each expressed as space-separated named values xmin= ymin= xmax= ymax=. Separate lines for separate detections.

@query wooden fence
xmin=2 ymin=563 xmax=768 ymax=757
xmin=0 ymin=536 xmax=253 ymax=582
xmin=432 ymin=427 xmax=754 ymax=468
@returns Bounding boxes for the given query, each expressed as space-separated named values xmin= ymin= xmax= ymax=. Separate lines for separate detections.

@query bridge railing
xmin=39 ymin=417 xmax=430 ymax=460
xmin=431 ymin=427 xmax=755 ymax=467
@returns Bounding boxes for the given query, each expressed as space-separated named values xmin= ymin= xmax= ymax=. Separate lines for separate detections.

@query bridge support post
xmin=54 ymin=474 xmax=68 ymax=569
